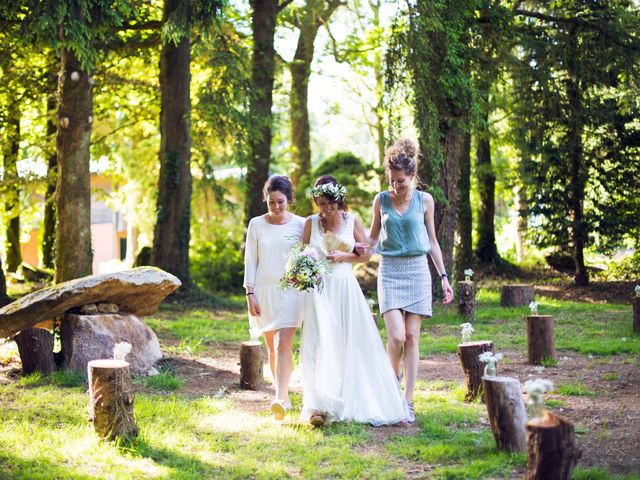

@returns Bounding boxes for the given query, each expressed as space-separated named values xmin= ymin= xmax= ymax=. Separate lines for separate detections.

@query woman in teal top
xmin=365 ymin=138 xmax=454 ymax=423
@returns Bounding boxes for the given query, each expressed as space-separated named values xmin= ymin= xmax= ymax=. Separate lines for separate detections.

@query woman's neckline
xmin=389 ymin=190 xmax=416 ymax=217
xmin=318 ymin=212 xmax=348 ymax=235
xmin=262 ymin=213 xmax=294 ymax=225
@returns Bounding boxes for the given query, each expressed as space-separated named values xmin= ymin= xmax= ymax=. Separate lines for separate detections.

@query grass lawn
xmin=0 ymin=288 xmax=638 ymax=479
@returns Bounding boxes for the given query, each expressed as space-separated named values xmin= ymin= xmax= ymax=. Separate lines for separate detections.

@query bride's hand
xmin=326 ymin=251 xmax=347 ymax=263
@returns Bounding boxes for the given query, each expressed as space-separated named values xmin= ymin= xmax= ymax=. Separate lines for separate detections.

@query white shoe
xmin=406 ymin=402 xmax=416 ymax=423
xmin=271 ymin=400 xmax=287 ymax=421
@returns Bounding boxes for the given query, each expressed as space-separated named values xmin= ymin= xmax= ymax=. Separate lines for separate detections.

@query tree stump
xmin=457 ymin=340 xmax=493 ymax=402
xmin=240 ymin=341 xmax=263 ymax=390
xmin=500 ymin=284 xmax=535 ymax=307
xmin=633 ymin=296 xmax=640 ymax=334
xmin=88 ymin=359 xmax=137 ymax=441
xmin=14 ymin=327 xmax=55 ymax=375
xmin=482 ymin=376 xmax=527 ymax=452
xmin=525 ymin=411 xmax=581 ymax=480
xmin=457 ymin=281 xmax=476 ymax=320
xmin=526 ymin=315 xmax=556 ymax=364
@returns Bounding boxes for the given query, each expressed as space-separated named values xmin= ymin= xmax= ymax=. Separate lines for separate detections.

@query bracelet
xmin=440 ymin=273 xmax=448 ymax=279
xmin=246 ymin=292 xmax=254 ymax=296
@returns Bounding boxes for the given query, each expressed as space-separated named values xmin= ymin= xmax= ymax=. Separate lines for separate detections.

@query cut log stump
xmin=482 ymin=376 xmax=527 ymax=452
xmin=633 ymin=297 xmax=640 ymax=334
xmin=14 ymin=327 xmax=55 ymax=376
xmin=457 ymin=340 xmax=493 ymax=402
xmin=526 ymin=315 xmax=556 ymax=364
xmin=457 ymin=281 xmax=476 ymax=320
xmin=500 ymin=284 xmax=535 ymax=307
xmin=88 ymin=359 xmax=137 ymax=441
xmin=240 ymin=341 xmax=263 ymax=390
xmin=525 ymin=411 xmax=581 ymax=480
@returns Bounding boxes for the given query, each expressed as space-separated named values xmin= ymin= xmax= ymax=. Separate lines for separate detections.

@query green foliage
xmin=556 ymin=381 xmax=598 ymax=398
xmin=594 ymin=251 xmax=640 ymax=281
xmin=145 ymin=371 xmax=183 ymax=391
xmin=190 ymin=222 xmax=244 ymax=292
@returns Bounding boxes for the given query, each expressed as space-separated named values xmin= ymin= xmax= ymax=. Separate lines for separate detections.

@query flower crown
xmin=306 ymin=183 xmax=347 ymax=202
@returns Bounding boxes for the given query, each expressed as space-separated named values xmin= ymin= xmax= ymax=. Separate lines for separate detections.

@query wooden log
xmin=633 ymin=296 xmax=640 ymax=334
xmin=457 ymin=281 xmax=476 ymax=319
xmin=457 ymin=340 xmax=493 ymax=402
xmin=526 ymin=315 xmax=556 ymax=364
xmin=240 ymin=340 xmax=263 ymax=390
xmin=500 ymin=284 xmax=535 ymax=307
xmin=525 ymin=411 xmax=581 ymax=480
xmin=88 ymin=359 xmax=137 ymax=441
xmin=482 ymin=376 xmax=527 ymax=452
xmin=14 ymin=327 xmax=55 ymax=376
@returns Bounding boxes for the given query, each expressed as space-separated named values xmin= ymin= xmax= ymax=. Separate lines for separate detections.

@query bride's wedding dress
xmin=301 ymin=213 xmax=408 ymax=425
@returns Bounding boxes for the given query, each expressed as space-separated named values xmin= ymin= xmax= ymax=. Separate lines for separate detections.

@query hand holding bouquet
xmin=279 ymin=244 xmax=329 ymax=292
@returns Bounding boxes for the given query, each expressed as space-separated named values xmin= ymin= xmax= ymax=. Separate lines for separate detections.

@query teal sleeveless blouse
xmin=377 ymin=190 xmax=431 ymax=257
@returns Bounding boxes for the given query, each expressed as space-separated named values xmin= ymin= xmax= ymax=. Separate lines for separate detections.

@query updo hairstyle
xmin=384 ymin=138 xmax=419 ymax=176
xmin=263 ymin=174 xmax=294 ymax=203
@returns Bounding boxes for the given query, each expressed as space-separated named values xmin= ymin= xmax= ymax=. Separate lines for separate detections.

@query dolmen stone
xmin=0 ymin=267 xmax=181 ymax=338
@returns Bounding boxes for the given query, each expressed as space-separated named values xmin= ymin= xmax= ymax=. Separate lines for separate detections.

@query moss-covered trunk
xmin=43 ymin=63 xmax=59 ymax=270
xmin=455 ymin=131 xmax=473 ymax=279
xmin=3 ymin=99 xmax=22 ymax=273
xmin=152 ymin=0 xmax=192 ymax=288
xmin=244 ymin=0 xmax=278 ymax=225
xmin=0 ymin=258 xmax=9 ymax=307
xmin=55 ymin=48 xmax=93 ymax=283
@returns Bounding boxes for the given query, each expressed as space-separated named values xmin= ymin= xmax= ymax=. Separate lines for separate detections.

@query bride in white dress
xmin=300 ymin=175 xmax=408 ymax=426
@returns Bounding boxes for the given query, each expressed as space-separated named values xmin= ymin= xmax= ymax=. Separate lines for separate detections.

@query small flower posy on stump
xmin=479 ymin=351 xmax=503 ymax=377
xmin=464 ymin=268 xmax=474 ymax=282
xmin=460 ymin=322 xmax=474 ymax=343
xmin=523 ymin=379 xmax=554 ymax=420
xmin=529 ymin=301 xmax=539 ymax=315
xmin=635 ymin=284 xmax=640 ymax=297
xmin=113 ymin=341 xmax=132 ymax=361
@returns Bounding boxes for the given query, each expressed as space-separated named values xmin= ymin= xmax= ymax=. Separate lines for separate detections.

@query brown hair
xmin=314 ymin=175 xmax=348 ymax=211
xmin=384 ymin=138 xmax=418 ymax=176
xmin=263 ymin=175 xmax=294 ymax=202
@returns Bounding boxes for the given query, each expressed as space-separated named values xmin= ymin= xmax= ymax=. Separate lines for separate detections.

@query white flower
xmin=635 ymin=285 xmax=640 ymax=297
xmin=460 ymin=322 xmax=474 ymax=342
xmin=523 ymin=379 xmax=554 ymax=395
xmin=478 ymin=351 xmax=503 ymax=364
xmin=529 ymin=301 xmax=539 ymax=314
xmin=463 ymin=268 xmax=474 ymax=278
xmin=534 ymin=366 xmax=546 ymax=373
xmin=113 ymin=341 xmax=132 ymax=361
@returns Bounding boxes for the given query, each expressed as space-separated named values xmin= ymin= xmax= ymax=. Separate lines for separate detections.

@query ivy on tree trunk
xmin=3 ymin=99 xmax=22 ymax=273
xmin=455 ymin=131 xmax=473 ymax=280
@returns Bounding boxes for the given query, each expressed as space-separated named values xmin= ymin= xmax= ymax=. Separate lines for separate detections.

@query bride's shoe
xmin=309 ymin=412 xmax=326 ymax=427
xmin=271 ymin=400 xmax=287 ymax=421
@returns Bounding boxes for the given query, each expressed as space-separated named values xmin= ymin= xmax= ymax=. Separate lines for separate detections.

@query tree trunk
xmin=0 ymin=258 xmax=9 ymax=306
xmin=457 ymin=340 xmax=493 ymax=402
xmin=244 ymin=0 xmax=278 ymax=225
xmin=482 ymin=376 xmax=527 ymax=452
xmin=14 ymin=328 xmax=55 ymax=376
xmin=515 ymin=179 xmax=528 ymax=264
xmin=632 ymin=297 xmax=640 ymax=334
xmin=475 ymin=107 xmax=501 ymax=265
xmin=88 ymin=359 xmax=137 ymax=441
xmin=152 ymin=0 xmax=193 ymax=289
xmin=55 ymin=47 xmax=93 ymax=283
xmin=455 ymin=131 xmax=473 ymax=280
xmin=42 ymin=62 xmax=59 ymax=270
xmin=457 ymin=280 xmax=475 ymax=320
xmin=4 ymin=99 xmax=22 ymax=273
xmin=526 ymin=315 xmax=556 ymax=365
xmin=525 ymin=411 xmax=581 ymax=480
xmin=566 ymin=26 xmax=588 ymax=287
xmin=240 ymin=340 xmax=264 ymax=390
xmin=500 ymin=284 xmax=535 ymax=307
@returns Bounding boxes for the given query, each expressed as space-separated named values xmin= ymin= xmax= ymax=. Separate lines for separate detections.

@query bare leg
xmin=262 ymin=331 xmax=276 ymax=380
xmin=383 ymin=309 xmax=406 ymax=379
xmin=273 ymin=327 xmax=297 ymax=402
xmin=403 ymin=313 xmax=423 ymax=403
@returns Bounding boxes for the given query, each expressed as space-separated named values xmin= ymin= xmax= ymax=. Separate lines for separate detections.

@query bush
xmin=191 ymin=224 xmax=245 ymax=292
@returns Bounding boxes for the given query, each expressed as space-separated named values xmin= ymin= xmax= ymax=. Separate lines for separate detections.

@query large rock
xmin=61 ymin=313 xmax=162 ymax=375
xmin=0 ymin=267 xmax=180 ymax=338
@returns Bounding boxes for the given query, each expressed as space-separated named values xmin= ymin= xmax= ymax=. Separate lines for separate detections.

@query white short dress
xmin=243 ymin=215 xmax=305 ymax=334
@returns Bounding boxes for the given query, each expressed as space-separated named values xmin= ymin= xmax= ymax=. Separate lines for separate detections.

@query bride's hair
xmin=263 ymin=175 xmax=294 ymax=202
xmin=384 ymin=138 xmax=419 ymax=176
xmin=314 ymin=175 xmax=348 ymax=211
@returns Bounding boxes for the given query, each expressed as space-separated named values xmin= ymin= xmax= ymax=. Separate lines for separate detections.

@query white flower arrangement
xmin=280 ymin=244 xmax=329 ymax=292
xmin=523 ymin=379 xmax=554 ymax=419
xmin=463 ymin=268 xmax=474 ymax=282
xmin=529 ymin=301 xmax=539 ymax=314
xmin=635 ymin=284 xmax=640 ymax=297
xmin=460 ymin=322 xmax=474 ymax=343
xmin=478 ymin=351 xmax=503 ymax=377
xmin=306 ymin=183 xmax=347 ymax=202
xmin=113 ymin=341 xmax=132 ymax=361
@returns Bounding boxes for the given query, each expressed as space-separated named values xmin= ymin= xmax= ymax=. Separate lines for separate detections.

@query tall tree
xmin=42 ymin=62 xmax=59 ymax=270
xmin=0 ymin=258 xmax=9 ymax=306
xmin=455 ymin=132 xmax=473 ymax=279
xmin=288 ymin=0 xmax=343 ymax=201
xmin=3 ymin=95 xmax=22 ymax=272
xmin=244 ymin=0 xmax=285 ymax=225
xmin=152 ymin=0 xmax=222 ymax=288
xmin=513 ymin=1 xmax=640 ymax=286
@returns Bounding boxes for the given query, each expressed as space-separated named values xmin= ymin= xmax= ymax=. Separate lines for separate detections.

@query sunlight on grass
xmin=556 ymin=381 xmax=598 ymax=397
xmin=145 ymin=372 xmax=184 ymax=391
